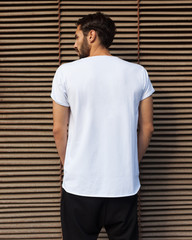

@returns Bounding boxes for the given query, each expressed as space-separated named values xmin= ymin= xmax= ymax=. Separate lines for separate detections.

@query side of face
xmin=74 ymin=25 xmax=90 ymax=58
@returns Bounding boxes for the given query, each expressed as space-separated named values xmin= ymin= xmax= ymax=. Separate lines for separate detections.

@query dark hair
xmin=76 ymin=12 xmax=116 ymax=49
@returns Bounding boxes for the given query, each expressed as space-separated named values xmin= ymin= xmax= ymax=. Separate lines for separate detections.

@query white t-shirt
xmin=51 ymin=55 xmax=155 ymax=197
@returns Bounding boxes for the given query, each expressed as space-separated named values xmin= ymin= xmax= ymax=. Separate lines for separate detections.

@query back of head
xmin=76 ymin=12 xmax=116 ymax=49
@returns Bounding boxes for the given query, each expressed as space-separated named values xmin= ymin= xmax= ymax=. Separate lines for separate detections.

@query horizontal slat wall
xmin=0 ymin=1 xmax=62 ymax=239
xmin=60 ymin=1 xmax=138 ymax=239
xmin=139 ymin=1 xmax=192 ymax=239
xmin=1 ymin=1 xmax=192 ymax=239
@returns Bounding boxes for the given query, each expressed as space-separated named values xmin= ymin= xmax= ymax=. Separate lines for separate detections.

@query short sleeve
xmin=141 ymin=68 xmax=155 ymax=100
xmin=51 ymin=67 xmax=70 ymax=107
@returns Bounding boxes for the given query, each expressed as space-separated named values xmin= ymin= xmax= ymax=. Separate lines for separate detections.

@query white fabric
xmin=51 ymin=56 xmax=155 ymax=197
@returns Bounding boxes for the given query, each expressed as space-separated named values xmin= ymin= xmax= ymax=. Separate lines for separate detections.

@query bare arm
xmin=138 ymin=96 xmax=154 ymax=162
xmin=52 ymin=101 xmax=70 ymax=166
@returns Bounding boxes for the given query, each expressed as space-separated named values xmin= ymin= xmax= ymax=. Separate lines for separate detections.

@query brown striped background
xmin=0 ymin=1 xmax=192 ymax=239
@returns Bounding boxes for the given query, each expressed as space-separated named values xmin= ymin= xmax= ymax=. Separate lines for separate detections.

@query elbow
xmin=52 ymin=126 xmax=60 ymax=138
xmin=53 ymin=125 xmax=67 ymax=140
xmin=139 ymin=123 xmax=154 ymax=137
xmin=147 ymin=123 xmax=154 ymax=137
xmin=149 ymin=124 xmax=154 ymax=135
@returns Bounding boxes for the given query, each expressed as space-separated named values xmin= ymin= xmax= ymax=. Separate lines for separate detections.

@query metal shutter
xmin=138 ymin=0 xmax=192 ymax=239
xmin=0 ymin=1 xmax=62 ymax=239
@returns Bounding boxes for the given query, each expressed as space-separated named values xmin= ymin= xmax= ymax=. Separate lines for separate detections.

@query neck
xmin=89 ymin=44 xmax=111 ymax=57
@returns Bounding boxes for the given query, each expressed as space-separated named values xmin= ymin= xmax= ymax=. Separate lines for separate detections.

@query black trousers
xmin=61 ymin=188 xmax=138 ymax=240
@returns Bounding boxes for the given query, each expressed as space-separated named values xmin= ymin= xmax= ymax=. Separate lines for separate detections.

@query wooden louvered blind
xmin=0 ymin=1 xmax=62 ymax=239
xmin=1 ymin=0 xmax=192 ymax=239
xmin=139 ymin=0 xmax=192 ymax=239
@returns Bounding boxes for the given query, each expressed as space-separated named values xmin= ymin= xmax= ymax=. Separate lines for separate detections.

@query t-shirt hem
xmin=62 ymin=184 xmax=141 ymax=198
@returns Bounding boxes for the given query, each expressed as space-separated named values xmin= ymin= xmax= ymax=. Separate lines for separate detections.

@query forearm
xmin=137 ymin=127 xmax=153 ymax=162
xmin=53 ymin=128 xmax=68 ymax=166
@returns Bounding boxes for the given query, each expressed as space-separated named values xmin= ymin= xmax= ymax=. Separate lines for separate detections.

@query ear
xmin=87 ymin=30 xmax=97 ymax=43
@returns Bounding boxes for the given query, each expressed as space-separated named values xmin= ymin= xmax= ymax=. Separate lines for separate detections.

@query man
xmin=51 ymin=12 xmax=154 ymax=240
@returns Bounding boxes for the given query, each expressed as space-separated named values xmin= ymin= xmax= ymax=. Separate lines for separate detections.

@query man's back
xmin=51 ymin=55 xmax=154 ymax=197
xmin=52 ymin=12 xmax=154 ymax=240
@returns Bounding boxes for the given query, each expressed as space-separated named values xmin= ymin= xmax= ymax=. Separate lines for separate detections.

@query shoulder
xmin=56 ymin=58 xmax=87 ymax=75
xmin=60 ymin=58 xmax=86 ymax=69
xmin=126 ymin=61 xmax=146 ymax=73
xmin=114 ymin=57 xmax=146 ymax=72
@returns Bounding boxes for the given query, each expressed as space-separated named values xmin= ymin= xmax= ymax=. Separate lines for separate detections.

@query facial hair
xmin=78 ymin=37 xmax=90 ymax=59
